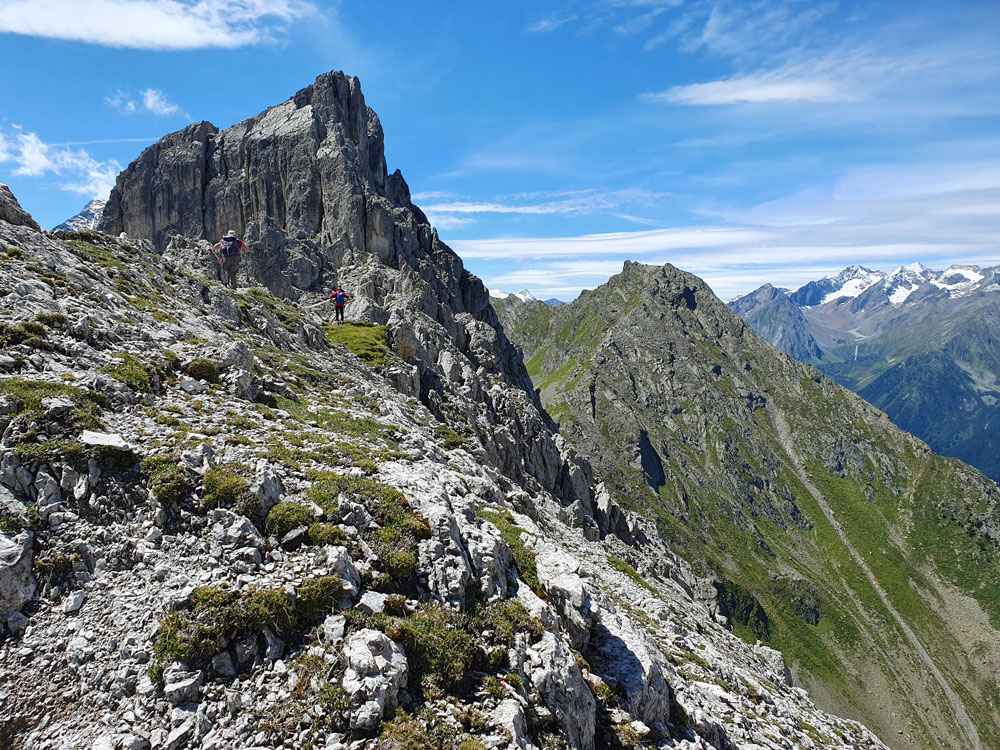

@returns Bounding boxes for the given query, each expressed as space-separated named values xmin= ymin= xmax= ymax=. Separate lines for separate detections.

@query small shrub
xmin=6 ymin=247 xmax=22 ymax=258
xmin=141 ymin=454 xmax=191 ymax=506
xmin=349 ymin=599 xmax=543 ymax=699
xmin=0 ymin=510 xmax=24 ymax=536
xmin=308 ymin=472 xmax=429 ymax=589
xmin=103 ymin=352 xmax=152 ymax=392
xmin=35 ymin=312 xmax=67 ymax=328
xmin=186 ymin=358 xmax=219 ymax=384
xmin=266 ymin=501 xmax=315 ymax=539
xmin=434 ymin=424 xmax=466 ymax=450
xmin=308 ymin=522 xmax=347 ymax=546
xmin=202 ymin=465 xmax=250 ymax=509
xmin=0 ymin=378 xmax=102 ymax=428
xmin=150 ymin=576 xmax=341 ymax=680
xmin=226 ymin=434 xmax=252 ymax=446
xmin=19 ymin=321 xmax=46 ymax=337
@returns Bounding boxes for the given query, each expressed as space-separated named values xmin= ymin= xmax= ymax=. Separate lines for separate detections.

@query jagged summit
xmin=53 ymin=199 xmax=106 ymax=232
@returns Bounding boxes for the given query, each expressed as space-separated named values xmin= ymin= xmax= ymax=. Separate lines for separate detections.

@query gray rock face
xmin=0 ymin=531 xmax=35 ymax=619
xmin=97 ymin=70 xmax=613 ymax=536
xmin=0 ymin=184 xmax=41 ymax=232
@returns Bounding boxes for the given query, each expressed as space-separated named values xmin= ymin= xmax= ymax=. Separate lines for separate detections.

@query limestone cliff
xmin=101 ymin=71 xmax=606 ymax=536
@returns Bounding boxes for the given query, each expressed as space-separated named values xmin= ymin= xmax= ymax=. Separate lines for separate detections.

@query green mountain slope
xmin=496 ymin=261 xmax=1000 ymax=750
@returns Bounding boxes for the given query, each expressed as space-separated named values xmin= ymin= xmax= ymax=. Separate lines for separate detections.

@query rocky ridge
xmin=495 ymin=261 xmax=1000 ymax=750
xmin=0 ymin=74 xmax=887 ymax=750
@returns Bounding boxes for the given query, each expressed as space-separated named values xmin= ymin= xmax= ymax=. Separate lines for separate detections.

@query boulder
xmin=341 ymin=628 xmax=408 ymax=730
xmin=0 ymin=531 xmax=35 ymax=619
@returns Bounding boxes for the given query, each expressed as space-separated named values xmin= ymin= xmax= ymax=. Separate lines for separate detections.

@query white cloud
xmin=422 ymin=189 xmax=670 ymax=219
xmin=105 ymin=91 xmax=137 ymax=114
xmin=457 ymin=161 xmax=1000 ymax=300
xmin=523 ymin=14 xmax=578 ymax=34
xmin=648 ymin=76 xmax=848 ymax=105
xmin=106 ymin=87 xmax=186 ymax=117
xmin=424 ymin=214 xmax=476 ymax=230
xmin=141 ymin=88 xmax=183 ymax=116
xmin=1 ymin=129 xmax=121 ymax=198
xmin=0 ymin=0 xmax=316 ymax=50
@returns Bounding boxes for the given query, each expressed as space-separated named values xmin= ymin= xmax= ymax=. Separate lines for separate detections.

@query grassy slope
xmin=495 ymin=266 xmax=1000 ymax=750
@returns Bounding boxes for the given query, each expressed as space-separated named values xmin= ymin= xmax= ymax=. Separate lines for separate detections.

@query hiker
xmin=212 ymin=230 xmax=249 ymax=289
xmin=329 ymin=286 xmax=350 ymax=323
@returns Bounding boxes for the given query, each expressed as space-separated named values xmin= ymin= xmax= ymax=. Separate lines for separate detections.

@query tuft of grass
xmin=349 ymin=599 xmax=542 ymax=700
xmin=323 ymin=322 xmax=390 ymax=368
xmin=202 ymin=465 xmax=250 ymax=510
xmin=607 ymin=555 xmax=659 ymax=597
xmin=150 ymin=577 xmax=342 ymax=680
xmin=307 ymin=472 xmax=429 ymax=587
xmin=141 ymin=454 xmax=191 ymax=506
xmin=479 ymin=507 xmax=543 ymax=598
xmin=308 ymin=522 xmax=348 ymax=546
xmin=102 ymin=352 xmax=152 ymax=392
xmin=266 ymin=501 xmax=314 ymax=539
xmin=434 ymin=424 xmax=466 ymax=450
xmin=35 ymin=312 xmax=67 ymax=328
xmin=0 ymin=378 xmax=103 ymax=429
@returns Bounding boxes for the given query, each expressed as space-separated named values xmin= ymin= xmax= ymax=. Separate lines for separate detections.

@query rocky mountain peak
xmin=53 ymin=199 xmax=106 ymax=232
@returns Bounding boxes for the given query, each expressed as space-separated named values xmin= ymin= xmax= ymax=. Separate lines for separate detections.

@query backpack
xmin=220 ymin=237 xmax=240 ymax=257
xmin=335 ymin=291 xmax=346 ymax=305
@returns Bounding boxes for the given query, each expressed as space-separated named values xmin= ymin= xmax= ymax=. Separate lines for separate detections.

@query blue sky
xmin=1 ymin=0 xmax=998 ymax=300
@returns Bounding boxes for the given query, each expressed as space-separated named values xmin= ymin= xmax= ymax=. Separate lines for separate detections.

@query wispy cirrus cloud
xmin=0 ymin=128 xmax=121 ymax=198
xmin=523 ymin=14 xmax=578 ymax=34
xmin=0 ymin=0 xmax=317 ymax=50
xmin=460 ymin=159 xmax=1000 ymax=300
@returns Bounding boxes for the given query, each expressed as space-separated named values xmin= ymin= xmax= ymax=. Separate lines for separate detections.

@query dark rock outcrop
xmin=0 ymin=185 xmax=41 ymax=232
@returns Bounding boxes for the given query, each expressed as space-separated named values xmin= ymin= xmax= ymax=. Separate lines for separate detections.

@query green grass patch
xmin=323 ymin=322 xmax=390 ymax=368
xmin=141 ymin=454 xmax=192 ymax=506
xmin=307 ymin=472 xmax=429 ymax=587
xmin=150 ymin=577 xmax=342 ymax=681
xmin=186 ymin=358 xmax=219 ymax=384
xmin=479 ymin=507 xmax=543 ymax=598
xmin=607 ymin=556 xmax=659 ymax=597
xmin=102 ymin=351 xmax=153 ymax=392
xmin=266 ymin=501 xmax=314 ymax=538
xmin=202 ymin=465 xmax=250 ymax=510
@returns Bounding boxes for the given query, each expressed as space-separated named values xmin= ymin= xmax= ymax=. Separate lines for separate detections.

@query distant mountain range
xmin=52 ymin=199 xmax=106 ymax=232
xmin=489 ymin=288 xmax=565 ymax=307
xmin=729 ymin=263 xmax=1000 ymax=481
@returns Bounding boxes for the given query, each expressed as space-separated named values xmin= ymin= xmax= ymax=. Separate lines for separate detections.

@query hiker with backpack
xmin=212 ymin=230 xmax=250 ymax=289
xmin=329 ymin=286 xmax=350 ymax=323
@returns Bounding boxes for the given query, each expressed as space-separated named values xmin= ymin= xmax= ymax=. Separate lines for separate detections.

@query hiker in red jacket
xmin=329 ymin=286 xmax=350 ymax=323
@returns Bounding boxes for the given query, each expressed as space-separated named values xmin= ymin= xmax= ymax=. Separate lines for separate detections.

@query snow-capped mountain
xmin=486 ymin=288 xmax=564 ymax=304
xmin=729 ymin=261 xmax=1000 ymax=482
xmin=880 ymin=262 xmax=936 ymax=305
xmin=53 ymin=199 xmax=107 ymax=232
xmin=788 ymin=265 xmax=884 ymax=307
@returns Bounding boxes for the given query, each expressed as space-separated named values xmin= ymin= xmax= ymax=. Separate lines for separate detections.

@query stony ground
xmin=0 ymin=206 xmax=888 ymax=749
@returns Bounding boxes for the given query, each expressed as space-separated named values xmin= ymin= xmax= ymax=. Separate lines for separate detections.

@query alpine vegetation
xmin=0 ymin=72 xmax=982 ymax=750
